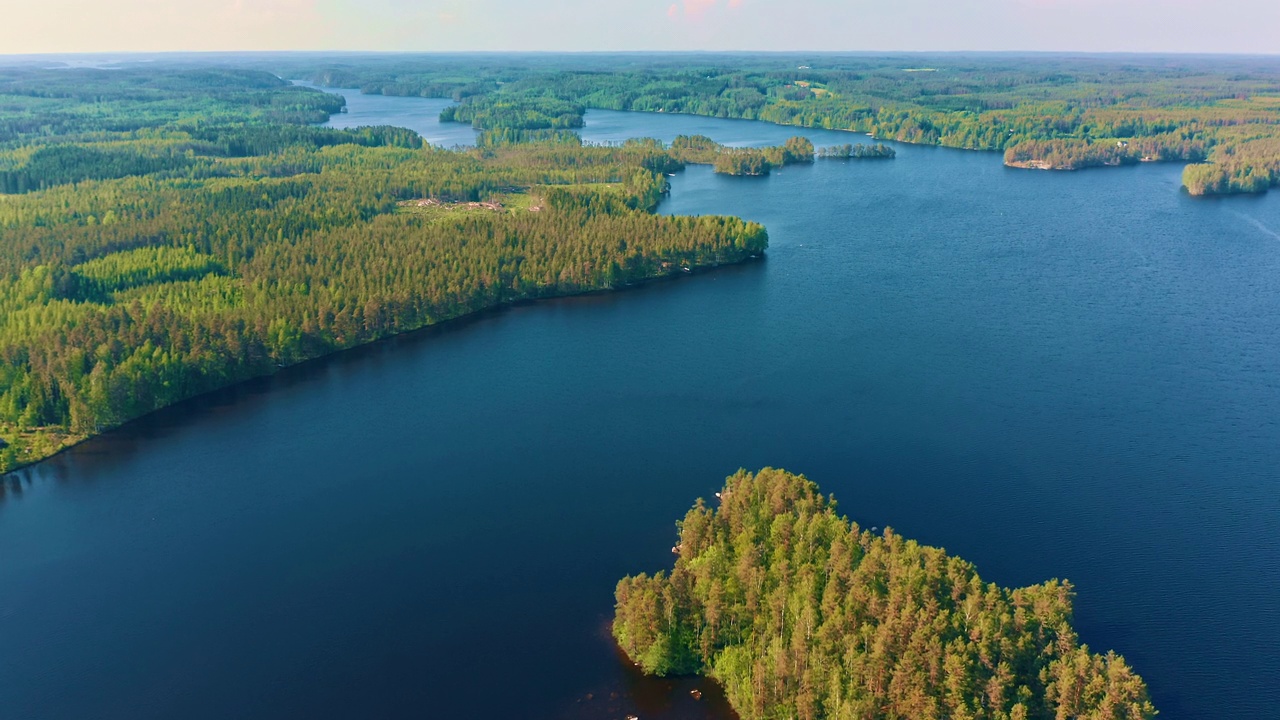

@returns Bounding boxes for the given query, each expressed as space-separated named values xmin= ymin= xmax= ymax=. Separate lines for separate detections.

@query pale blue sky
xmin=3 ymin=0 xmax=1276 ymax=55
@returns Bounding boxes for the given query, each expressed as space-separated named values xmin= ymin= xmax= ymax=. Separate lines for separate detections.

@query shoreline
xmin=319 ymin=83 xmax=1206 ymax=185
xmin=1004 ymin=156 xmax=1183 ymax=172
xmin=0 ymin=252 xmax=765 ymax=479
xmin=344 ymin=85 xmax=1208 ymax=185
xmin=323 ymin=82 xmax=1006 ymax=157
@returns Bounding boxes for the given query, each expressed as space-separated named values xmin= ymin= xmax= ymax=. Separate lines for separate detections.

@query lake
xmin=1 ymin=88 xmax=1278 ymax=720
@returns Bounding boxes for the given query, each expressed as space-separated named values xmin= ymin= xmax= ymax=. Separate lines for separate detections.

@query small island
xmin=439 ymin=95 xmax=586 ymax=130
xmin=669 ymin=135 xmax=816 ymax=176
xmin=817 ymin=142 xmax=896 ymax=159
xmin=614 ymin=468 xmax=1156 ymax=720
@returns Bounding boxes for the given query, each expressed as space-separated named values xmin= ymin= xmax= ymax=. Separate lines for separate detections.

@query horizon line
xmin=3 ymin=49 xmax=1280 ymax=60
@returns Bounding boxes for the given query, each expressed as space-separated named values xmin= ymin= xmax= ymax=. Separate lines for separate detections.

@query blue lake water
xmin=1 ymin=87 xmax=1278 ymax=719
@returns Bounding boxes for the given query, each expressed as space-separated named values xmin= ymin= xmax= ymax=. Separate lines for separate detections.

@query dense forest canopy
xmin=818 ymin=143 xmax=896 ymax=159
xmin=440 ymin=95 xmax=586 ymax=131
xmin=615 ymin=468 xmax=1156 ymax=720
xmin=0 ymin=67 xmax=767 ymax=471
xmin=270 ymin=52 xmax=1280 ymax=195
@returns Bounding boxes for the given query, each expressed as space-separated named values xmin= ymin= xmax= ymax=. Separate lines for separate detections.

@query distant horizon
xmin=4 ymin=0 xmax=1277 ymax=57
xmin=4 ymin=49 xmax=1280 ymax=60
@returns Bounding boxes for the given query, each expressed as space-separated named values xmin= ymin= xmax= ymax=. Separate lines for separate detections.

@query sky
xmin=1 ymin=0 xmax=1277 ymax=55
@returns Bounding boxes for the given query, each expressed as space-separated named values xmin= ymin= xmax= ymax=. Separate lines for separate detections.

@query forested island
xmin=818 ymin=143 xmax=896 ymax=160
xmin=278 ymin=53 xmax=1280 ymax=196
xmin=614 ymin=469 xmax=1156 ymax=720
xmin=673 ymin=135 xmax=818 ymax=176
xmin=0 ymin=67 xmax=766 ymax=472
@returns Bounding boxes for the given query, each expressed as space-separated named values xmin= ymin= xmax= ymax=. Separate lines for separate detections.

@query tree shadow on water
xmin=561 ymin=619 xmax=738 ymax=720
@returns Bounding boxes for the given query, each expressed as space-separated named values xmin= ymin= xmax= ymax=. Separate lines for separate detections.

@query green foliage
xmin=781 ymin=136 xmax=815 ymax=163
xmin=438 ymin=93 xmax=587 ymax=147
xmin=713 ymin=149 xmax=772 ymax=176
xmin=664 ymin=135 xmax=815 ymax=176
xmin=614 ymin=571 xmax=704 ymax=676
xmin=477 ymin=128 xmax=582 ymax=147
xmin=669 ymin=134 xmax=724 ymax=164
xmin=817 ymin=143 xmax=896 ymax=159
xmin=1004 ymin=139 xmax=1132 ymax=170
xmin=71 ymin=247 xmax=225 ymax=299
xmin=0 ymin=144 xmax=196 ymax=193
xmin=290 ymin=53 xmax=1280 ymax=193
xmin=0 ymin=68 xmax=769 ymax=472
xmin=0 ymin=67 xmax=427 ymax=195
xmin=188 ymin=124 xmax=423 ymax=157
xmin=0 ymin=67 xmax=344 ymax=144
xmin=441 ymin=95 xmax=585 ymax=130
xmin=1182 ymin=137 xmax=1280 ymax=195
xmin=615 ymin=469 xmax=1157 ymax=720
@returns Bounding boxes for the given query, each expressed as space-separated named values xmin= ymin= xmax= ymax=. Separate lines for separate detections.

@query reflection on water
xmin=562 ymin=621 xmax=737 ymax=720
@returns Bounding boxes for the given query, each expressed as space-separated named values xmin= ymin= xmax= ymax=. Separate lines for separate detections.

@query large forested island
xmin=0 ymin=67 xmax=768 ymax=471
xmin=615 ymin=469 xmax=1156 ymax=720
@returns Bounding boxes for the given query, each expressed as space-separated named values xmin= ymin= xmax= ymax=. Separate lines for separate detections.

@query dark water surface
xmin=2 ymin=89 xmax=1279 ymax=720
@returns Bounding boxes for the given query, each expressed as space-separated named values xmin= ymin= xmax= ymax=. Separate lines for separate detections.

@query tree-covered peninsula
xmin=614 ymin=469 xmax=1156 ymax=720
xmin=0 ymin=68 xmax=766 ymax=472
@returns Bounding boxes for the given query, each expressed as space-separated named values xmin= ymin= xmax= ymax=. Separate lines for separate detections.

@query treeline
xmin=0 ymin=125 xmax=424 ymax=194
xmin=477 ymin=128 xmax=582 ymax=148
xmin=282 ymin=53 xmax=1280 ymax=195
xmin=471 ymin=132 xmax=822 ymax=177
xmin=440 ymin=96 xmax=585 ymax=130
xmin=666 ymin=135 xmax=815 ymax=176
xmin=0 ymin=69 xmax=769 ymax=472
xmin=817 ymin=143 xmax=896 ymax=159
xmin=0 ymin=67 xmax=344 ymax=143
xmin=308 ymin=68 xmax=496 ymax=103
xmin=0 ymin=196 xmax=763 ymax=442
xmin=614 ymin=468 xmax=1156 ymax=720
xmin=0 ymin=144 xmax=196 ymax=194
xmin=1182 ymin=137 xmax=1280 ymax=195
xmin=1003 ymin=139 xmax=1136 ymax=170
xmin=714 ymin=150 xmax=773 ymax=176
xmin=1005 ymin=134 xmax=1207 ymax=171
xmin=0 ymin=68 xmax=433 ymax=195
xmin=441 ymin=96 xmax=589 ymax=148
xmin=188 ymin=124 xmax=423 ymax=157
